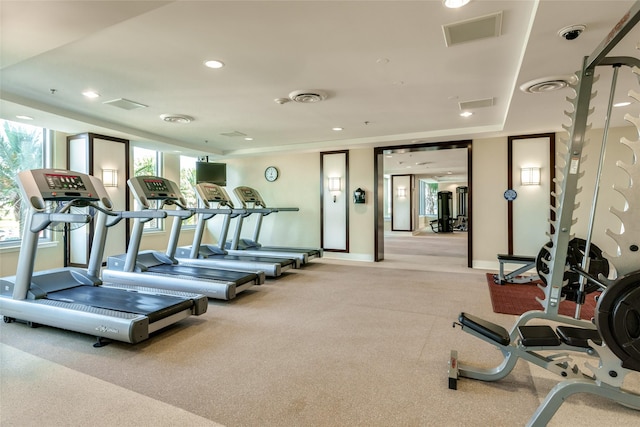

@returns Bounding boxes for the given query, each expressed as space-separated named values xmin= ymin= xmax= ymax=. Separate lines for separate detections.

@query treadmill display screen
xmin=239 ymin=188 xmax=257 ymax=201
xmin=45 ymin=174 xmax=87 ymax=191
xmin=143 ymin=178 xmax=170 ymax=193
xmin=202 ymin=184 xmax=224 ymax=201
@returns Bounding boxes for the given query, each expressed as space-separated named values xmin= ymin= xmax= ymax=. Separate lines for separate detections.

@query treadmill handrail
xmin=191 ymin=207 xmax=248 ymax=218
xmin=269 ymin=207 xmax=300 ymax=213
xmin=31 ymin=212 xmax=91 ymax=233
xmin=106 ymin=210 xmax=167 ymax=227
xmin=163 ymin=208 xmax=194 ymax=219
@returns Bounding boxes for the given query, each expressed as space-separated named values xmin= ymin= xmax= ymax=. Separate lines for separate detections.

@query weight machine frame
xmin=449 ymin=2 xmax=640 ymax=425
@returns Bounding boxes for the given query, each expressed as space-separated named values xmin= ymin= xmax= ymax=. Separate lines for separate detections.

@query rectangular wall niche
xmin=66 ymin=133 xmax=130 ymax=267
xmin=320 ymin=151 xmax=349 ymax=252
xmin=391 ymin=174 xmax=413 ymax=231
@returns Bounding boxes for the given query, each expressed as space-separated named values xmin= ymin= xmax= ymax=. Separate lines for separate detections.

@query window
xmin=132 ymin=146 xmax=162 ymax=231
xmin=0 ymin=119 xmax=50 ymax=246
xmin=179 ymin=155 xmax=197 ymax=227
xmin=419 ymin=180 xmax=438 ymax=216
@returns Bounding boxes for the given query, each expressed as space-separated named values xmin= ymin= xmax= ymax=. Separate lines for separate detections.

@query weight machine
xmin=449 ymin=3 xmax=640 ymax=425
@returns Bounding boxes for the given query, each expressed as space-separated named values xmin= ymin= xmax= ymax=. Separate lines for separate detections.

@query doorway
xmin=374 ymin=140 xmax=472 ymax=267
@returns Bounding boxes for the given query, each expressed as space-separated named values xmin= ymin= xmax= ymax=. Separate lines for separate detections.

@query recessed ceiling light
xmin=460 ymin=111 xmax=473 ymax=117
xmin=82 ymin=90 xmax=100 ymax=98
xmin=16 ymin=115 xmax=33 ymax=120
xmin=443 ymin=0 xmax=471 ymax=9
xmin=614 ymin=101 xmax=632 ymax=107
xmin=332 ymin=127 xmax=343 ymax=131
xmin=204 ymin=60 xmax=225 ymax=69
xmin=244 ymin=137 xmax=253 ymax=141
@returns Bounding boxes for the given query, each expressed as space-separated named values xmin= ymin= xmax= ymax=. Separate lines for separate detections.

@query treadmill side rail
xmin=0 ymin=297 xmax=152 ymax=343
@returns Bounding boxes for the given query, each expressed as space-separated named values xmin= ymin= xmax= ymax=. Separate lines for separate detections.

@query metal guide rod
xmin=575 ymin=65 xmax=620 ymax=319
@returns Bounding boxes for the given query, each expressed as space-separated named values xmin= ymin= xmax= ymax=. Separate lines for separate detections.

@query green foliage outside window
xmin=0 ymin=120 xmax=44 ymax=242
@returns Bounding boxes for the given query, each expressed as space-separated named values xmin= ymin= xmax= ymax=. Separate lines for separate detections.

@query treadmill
xmin=0 ymin=168 xmax=208 ymax=347
xmin=175 ymin=182 xmax=299 ymax=277
xmin=226 ymin=186 xmax=322 ymax=264
xmin=102 ymin=176 xmax=264 ymax=300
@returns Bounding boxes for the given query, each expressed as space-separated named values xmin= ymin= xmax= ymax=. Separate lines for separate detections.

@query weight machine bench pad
xmin=556 ymin=326 xmax=602 ymax=348
xmin=459 ymin=312 xmax=510 ymax=346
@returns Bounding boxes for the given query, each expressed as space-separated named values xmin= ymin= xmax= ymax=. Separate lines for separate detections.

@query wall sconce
xmin=520 ymin=167 xmax=541 ymax=186
xmin=397 ymin=187 xmax=407 ymax=198
xmin=102 ymin=169 xmax=118 ymax=187
xmin=328 ymin=177 xmax=342 ymax=202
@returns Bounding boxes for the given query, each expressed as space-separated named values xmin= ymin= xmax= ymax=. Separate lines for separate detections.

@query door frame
xmin=374 ymin=140 xmax=472 ymax=267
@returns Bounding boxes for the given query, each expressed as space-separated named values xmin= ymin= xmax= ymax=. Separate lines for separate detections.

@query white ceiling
xmin=1 ymin=0 xmax=639 ymax=179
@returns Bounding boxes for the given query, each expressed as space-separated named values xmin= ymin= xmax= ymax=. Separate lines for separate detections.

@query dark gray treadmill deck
xmin=47 ymin=285 xmax=193 ymax=322
xmin=148 ymin=264 xmax=258 ymax=285
xmin=208 ymin=254 xmax=296 ymax=268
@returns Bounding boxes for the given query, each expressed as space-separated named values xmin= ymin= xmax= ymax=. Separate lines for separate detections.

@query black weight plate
xmin=595 ymin=271 xmax=640 ymax=372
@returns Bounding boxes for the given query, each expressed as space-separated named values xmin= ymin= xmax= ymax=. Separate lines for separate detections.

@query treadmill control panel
xmin=128 ymin=176 xmax=183 ymax=205
xmin=45 ymin=173 xmax=87 ymax=191
xmin=143 ymin=178 xmax=171 ymax=193
xmin=199 ymin=183 xmax=225 ymax=202
xmin=234 ymin=186 xmax=266 ymax=207
xmin=18 ymin=169 xmax=101 ymax=204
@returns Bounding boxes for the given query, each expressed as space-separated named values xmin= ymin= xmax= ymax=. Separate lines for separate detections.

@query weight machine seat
xmin=518 ymin=325 xmax=561 ymax=347
xmin=497 ymin=254 xmax=536 ymax=263
xmin=459 ymin=312 xmax=510 ymax=346
xmin=556 ymin=326 xmax=602 ymax=348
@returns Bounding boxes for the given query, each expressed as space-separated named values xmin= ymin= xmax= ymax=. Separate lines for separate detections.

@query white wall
xmin=511 ymin=136 xmax=551 ymax=255
xmin=220 ymin=152 xmax=321 ymax=249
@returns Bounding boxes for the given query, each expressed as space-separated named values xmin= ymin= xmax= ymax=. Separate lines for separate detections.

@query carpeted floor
xmin=2 ymin=235 xmax=639 ymax=426
xmin=485 ymin=273 xmax=599 ymax=320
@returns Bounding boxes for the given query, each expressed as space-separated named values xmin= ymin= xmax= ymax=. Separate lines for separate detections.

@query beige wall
xmin=471 ymin=136 xmax=509 ymax=269
xmin=1 ymin=126 xmax=635 ymax=277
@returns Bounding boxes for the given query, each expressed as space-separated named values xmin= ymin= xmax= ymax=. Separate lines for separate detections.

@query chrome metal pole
xmin=575 ymin=65 xmax=620 ymax=319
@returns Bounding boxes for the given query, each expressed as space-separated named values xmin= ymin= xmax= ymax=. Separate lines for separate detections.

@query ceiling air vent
xmin=220 ymin=131 xmax=247 ymax=138
xmin=443 ymin=11 xmax=503 ymax=47
xmin=459 ymin=97 xmax=494 ymax=110
xmin=289 ymin=90 xmax=328 ymax=103
xmin=519 ymin=75 xmax=578 ymax=94
xmin=160 ymin=114 xmax=193 ymax=124
xmin=103 ymin=98 xmax=148 ymax=110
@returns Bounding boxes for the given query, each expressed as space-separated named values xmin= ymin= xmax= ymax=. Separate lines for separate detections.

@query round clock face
xmin=504 ymin=189 xmax=517 ymax=201
xmin=264 ymin=166 xmax=279 ymax=182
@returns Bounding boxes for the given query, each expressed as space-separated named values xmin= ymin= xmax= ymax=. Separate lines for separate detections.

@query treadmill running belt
xmin=48 ymin=285 xmax=193 ymax=322
xmin=148 ymin=264 xmax=257 ymax=282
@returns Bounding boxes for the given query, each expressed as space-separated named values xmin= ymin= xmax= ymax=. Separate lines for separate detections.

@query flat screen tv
xmin=195 ymin=162 xmax=227 ymax=186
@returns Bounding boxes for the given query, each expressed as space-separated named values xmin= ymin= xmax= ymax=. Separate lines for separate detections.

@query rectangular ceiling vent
xmin=103 ymin=98 xmax=148 ymax=110
xmin=220 ymin=131 xmax=247 ymax=138
xmin=459 ymin=97 xmax=495 ymax=110
xmin=443 ymin=11 xmax=503 ymax=47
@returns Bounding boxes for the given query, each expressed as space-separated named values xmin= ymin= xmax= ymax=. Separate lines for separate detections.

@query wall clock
xmin=264 ymin=166 xmax=279 ymax=182
xmin=504 ymin=189 xmax=517 ymax=201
